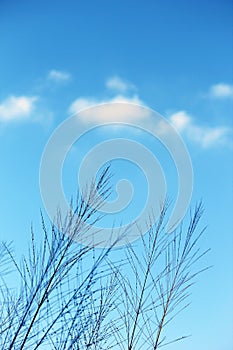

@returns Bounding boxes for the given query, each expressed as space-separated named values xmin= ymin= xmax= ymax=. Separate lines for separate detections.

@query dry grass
xmin=0 ymin=168 xmax=209 ymax=349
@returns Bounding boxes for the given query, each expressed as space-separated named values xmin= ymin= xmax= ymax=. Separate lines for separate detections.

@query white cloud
xmin=106 ymin=76 xmax=135 ymax=93
xmin=69 ymin=90 xmax=231 ymax=149
xmin=209 ymin=83 xmax=233 ymax=99
xmin=48 ymin=69 xmax=71 ymax=82
xmin=68 ymin=95 xmax=149 ymax=123
xmin=69 ymin=97 xmax=99 ymax=114
xmin=0 ymin=95 xmax=37 ymax=122
xmin=69 ymin=95 xmax=143 ymax=113
xmin=169 ymin=110 xmax=231 ymax=148
xmin=169 ymin=110 xmax=191 ymax=131
xmin=194 ymin=126 xmax=229 ymax=148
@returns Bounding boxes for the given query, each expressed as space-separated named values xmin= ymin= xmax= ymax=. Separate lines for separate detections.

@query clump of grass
xmin=108 ymin=202 xmax=210 ymax=350
xmin=0 ymin=167 xmax=209 ymax=349
xmin=0 ymin=167 xmax=121 ymax=350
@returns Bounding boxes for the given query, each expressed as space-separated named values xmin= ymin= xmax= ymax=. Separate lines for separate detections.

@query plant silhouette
xmin=0 ymin=167 xmax=209 ymax=349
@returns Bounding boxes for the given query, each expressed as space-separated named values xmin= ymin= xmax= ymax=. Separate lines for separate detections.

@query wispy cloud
xmin=48 ymin=69 xmax=71 ymax=82
xmin=169 ymin=110 xmax=231 ymax=148
xmin=0 ymin=95 xmax=37 ymax=122
xmin=208 ymin=83 xmax=233 ymax=99
xmin=106 ymin=76 xmax=136 ymax=93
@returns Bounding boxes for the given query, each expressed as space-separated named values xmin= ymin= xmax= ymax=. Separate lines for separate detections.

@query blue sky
xmin=0 ymin=0 xmax=233 ymax=349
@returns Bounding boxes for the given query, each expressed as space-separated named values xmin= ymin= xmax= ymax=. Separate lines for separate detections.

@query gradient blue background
xmin=0 ymin=1 xmax=232 ymax=349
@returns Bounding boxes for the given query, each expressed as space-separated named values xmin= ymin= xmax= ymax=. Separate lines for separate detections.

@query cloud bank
xmin=69 ymin=90 xmax=231 ymax=149
xmin=1 ymin=74 xmax=231 ymax=150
